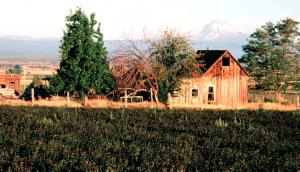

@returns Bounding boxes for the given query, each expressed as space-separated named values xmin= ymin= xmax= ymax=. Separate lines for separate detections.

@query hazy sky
xmin=0 ymin=0 xmax=299 ymax=39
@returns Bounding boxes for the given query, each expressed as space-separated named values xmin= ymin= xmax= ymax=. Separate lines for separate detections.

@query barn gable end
xmin=170 ymin=50 xmax=249 ymax=106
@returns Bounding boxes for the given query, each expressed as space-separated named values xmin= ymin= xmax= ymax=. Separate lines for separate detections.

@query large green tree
xmin=52 ymin=8 xmax=114 ymax=99
xmin=239 ymin=18 xmax=300 ymax=94
xmin=150 ymin=30 xmax=199 ymax=102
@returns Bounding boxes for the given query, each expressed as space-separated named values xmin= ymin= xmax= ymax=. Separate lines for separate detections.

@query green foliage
xmin=90 ymin=25 xmax=115 ymax=94
xmin=56 ymin=8 xmax=115 ymax=100
xmin=6 ymin=64 xmax=23 ymax=74
xmin=157 ymin=81 xmax=171 ymax=103
xmin=0 ymin=107 xmax=299 ymax=171
xmin=22 ymin=76 xmax=51 ymax=101
xmin=215 ymin=117 xmax=228 ymax=128
xmin=151 ymin=30 xmax=198 ymax=102
xmin=239 ymin=18 xmax=300 ymax=93
xmin=48 ymin=75 xmax=65 ymax=95
xmin=292 ymin=81 xmax=300 ymax=91
xmin=38 ymin=117 xmax=54 ymax=126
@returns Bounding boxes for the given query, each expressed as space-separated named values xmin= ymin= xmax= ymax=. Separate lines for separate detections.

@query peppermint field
xmin=0 ymin=106 xmax=299 ymax=171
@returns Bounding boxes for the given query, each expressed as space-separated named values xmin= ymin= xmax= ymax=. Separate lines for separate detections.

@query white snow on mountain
xmin=190 ymin=19 xmax=249 ymax=58
xmin=193 ymin=19 xmax=247 ymax=40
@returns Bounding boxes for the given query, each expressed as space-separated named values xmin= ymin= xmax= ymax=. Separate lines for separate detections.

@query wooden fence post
xmin=167 ymin=93 xmax=172 ymax=109
xmin=124 ymin=89 xmax=128 ymax=108
xmin=67 ymin=91 xmax=70 ymax=106
xmin=150 ymin=88 xmax=153 ymax=109
xmin=31 ymin=88 xmax=34 ymax=106
xmin=297 ymin=96 xmax=299 ymax=110
xmin=84 ymin=95 xmax=88 ymax=106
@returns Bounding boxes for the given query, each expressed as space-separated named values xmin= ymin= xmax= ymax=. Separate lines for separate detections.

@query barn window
xmin=0 ymin=84 xmax=6 ymax=89
xmin=208 ymin=86 xmax=214 ymax=101
xmin=222 ymin=57 xmax=230 ymax=66
xmin=192 ymin=89 xmax=198 ymax=97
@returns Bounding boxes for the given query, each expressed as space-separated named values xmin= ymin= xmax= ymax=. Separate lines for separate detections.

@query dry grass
xmin=0 ymin=98 xmax=82 ymax=108
xmin=247 ymin=102 xmax=299 ymax=111
xmin=170 ymin=103 xmax=235 ymax=110
xmin=0 ymin=97 xmax=166 ymax=109
xmin=85 ymin=99 xmax=165 ymax=109
xmin=170 ymin=102 xmax=299 ymax=111
xmin=0 ymin=97 xmax=298 ymax=111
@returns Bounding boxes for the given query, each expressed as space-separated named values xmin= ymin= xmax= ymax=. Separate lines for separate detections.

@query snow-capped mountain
xmin=196 ymin=19 xmax=246 ymax=40
xmin=191 ymin=19 xmax=249 ymax=58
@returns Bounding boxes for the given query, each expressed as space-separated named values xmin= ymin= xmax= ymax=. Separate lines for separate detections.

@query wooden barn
xmin=170 ymin=50 xmax=250 ymax=106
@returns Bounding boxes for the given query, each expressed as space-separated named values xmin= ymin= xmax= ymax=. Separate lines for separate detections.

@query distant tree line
xmin=6 ymin=64 xmax=23 ymax=74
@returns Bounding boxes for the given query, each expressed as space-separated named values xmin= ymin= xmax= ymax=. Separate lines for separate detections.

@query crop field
xmin=0 ymin=106 xmax=299 ymax=171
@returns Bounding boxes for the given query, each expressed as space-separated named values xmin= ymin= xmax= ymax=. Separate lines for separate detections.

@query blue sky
xmin=0 ymin=0 xmax=299 ymax=39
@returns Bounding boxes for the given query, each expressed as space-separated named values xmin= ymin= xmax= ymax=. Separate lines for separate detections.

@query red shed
xmin=0 ymin=74 xmax=21 ymax=97
xmin=170 ymin=50 xmax=250 ymax=106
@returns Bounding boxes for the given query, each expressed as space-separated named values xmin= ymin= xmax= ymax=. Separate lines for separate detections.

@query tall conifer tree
xmin=53 ymin=8 xmax=114 ymax=99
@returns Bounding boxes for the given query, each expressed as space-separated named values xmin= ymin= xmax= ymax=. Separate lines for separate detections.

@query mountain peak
xmin=196 ymin=19 xmax=244 ymax=40
xmin=190 ymin=19 xmax=249 ymax=58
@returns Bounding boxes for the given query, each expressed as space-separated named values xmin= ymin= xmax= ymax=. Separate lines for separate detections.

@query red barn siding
xmin=0 ymin=74 xmax=21 ymax=94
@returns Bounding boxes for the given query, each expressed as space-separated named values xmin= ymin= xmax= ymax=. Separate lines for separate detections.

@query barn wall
xmin=0 ymin=74 xmax=21 ymax=93
xmin=174 ymin=77 xmax=216 ymax=104
xmin=171 ymin=52 xmax=248 ymax=105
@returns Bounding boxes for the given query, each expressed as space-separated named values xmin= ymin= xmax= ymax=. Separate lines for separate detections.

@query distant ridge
xmin=0 ymin=36 xmax=121 ymax=61
xmin=0 ymin=36 xmax=60 ymax=61
xmin=0 ymin=20 xmax=249 ymax=61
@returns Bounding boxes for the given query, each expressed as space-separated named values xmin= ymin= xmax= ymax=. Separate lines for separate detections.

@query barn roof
xmin=196 ymin=50 xmax=226 ymax=72
xmin=195 ymin=50 xmax=250 ymax=76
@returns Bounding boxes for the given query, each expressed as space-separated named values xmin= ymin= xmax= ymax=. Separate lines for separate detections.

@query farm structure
xmin=0 ymin=74 xmax=21 ymax=97
xmin=170 ymin=50 xmax=250 ymax=106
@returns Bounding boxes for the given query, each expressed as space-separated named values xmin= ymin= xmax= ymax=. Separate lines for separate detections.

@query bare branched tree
xmin=111 ymin=28 xmax=202 ymax=103
xmin=111 ymin=37 xmax=161 ymax=102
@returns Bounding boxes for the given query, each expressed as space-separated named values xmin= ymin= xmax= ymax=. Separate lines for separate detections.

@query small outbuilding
xmin=0 ymin=74 xmax=21 ymax=97
xmin=170 ymin=50 xmax=250 ymax=106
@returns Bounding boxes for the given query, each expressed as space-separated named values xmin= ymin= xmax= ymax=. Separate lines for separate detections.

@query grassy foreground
xmin=0 ymin=106 xmax=299 ymax=171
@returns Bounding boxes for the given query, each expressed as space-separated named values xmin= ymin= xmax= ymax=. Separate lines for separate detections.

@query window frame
xmin=192 ymin=89 xmax=198 ymax=97
xmin=222 ymin=57 xmax=230 ymax=67
xmin=208 ymin=86 xmax=215 ymax=102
